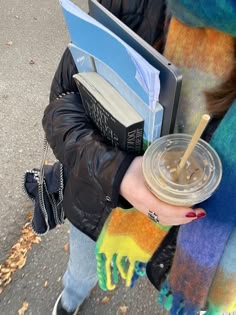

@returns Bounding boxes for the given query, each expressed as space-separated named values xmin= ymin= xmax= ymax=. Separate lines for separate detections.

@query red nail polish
xmin=197 ymin=212 xmax=206 ymax=219
xmin=185 ymin=212 xmax=197 ymax=218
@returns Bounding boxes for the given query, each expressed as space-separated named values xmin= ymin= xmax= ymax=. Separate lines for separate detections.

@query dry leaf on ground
xmin=100 ymin=296 xmax=111 ymax=304
xmin=26 ymin=213 xmax=33 ymax=221
xmin=119 ymin=305 xmax=128 ymax=314
xmin=18 ymin=301 xmax=29 ymax=315
xmin=64 ymin=243 xmax=69 ymax=253
xmin=0 ymin=220 xmax=41 ymax=294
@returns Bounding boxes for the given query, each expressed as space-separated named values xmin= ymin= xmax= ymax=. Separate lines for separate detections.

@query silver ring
xmin=148 ymin=210 xmax=159 ymax=223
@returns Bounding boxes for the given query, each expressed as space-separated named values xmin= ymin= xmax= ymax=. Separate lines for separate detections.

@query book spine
xmin=77 ymin=81 xmax=143 ymax=153
xmin=126 ymin=124 xmax=143 ymax=153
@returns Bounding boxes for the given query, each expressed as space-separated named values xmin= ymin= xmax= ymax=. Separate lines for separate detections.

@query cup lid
xmin=142 ymin=134 xmax=222 ymax=206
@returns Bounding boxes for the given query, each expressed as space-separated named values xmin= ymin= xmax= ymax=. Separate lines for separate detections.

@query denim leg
xmin=61 ymin=223 xmax=97 ymax=312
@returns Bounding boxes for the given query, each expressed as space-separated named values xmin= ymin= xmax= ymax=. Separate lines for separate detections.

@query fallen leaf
xmin=18 ymin=301 xmax=29 ymax=315
xmin=18 ymin=257 xmax=27 ymax=269
xmin=44 ymin=280 xmax=49 ymax=288
xmin=11 ymin=243 xmax=21 ymax=251
xmin=1 ymin=268 xmax=10 ymax=274
xmin=26 ymin=213 xmax=32 ymax=220
xmin=21 ymin=228 xmax=29 ymax=234
xmin=101 ymin=296 xmax=110 ymax=304
xmin=23 ymin=222 xmax=31 ymax=229
xmin=119 ymin=305 xmax=128 ymax=314
xmin=1 ymin=271 xmax=11 ymax=281
xmin=64 ymin=243 xmax=69 ymax=253
xmin=9 ymin=262 xmax=18 ymax=269
xmin=32 ymin=236 xmax=41 ymax=244
xmin=3 ymin=277 xmax=11 ymax=286
xmin=6 ymin=41 xmax=13 ymax=46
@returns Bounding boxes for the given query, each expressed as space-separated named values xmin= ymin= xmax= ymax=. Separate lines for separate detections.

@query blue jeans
xmin=61 ymin=223 xmax=98 ymax=312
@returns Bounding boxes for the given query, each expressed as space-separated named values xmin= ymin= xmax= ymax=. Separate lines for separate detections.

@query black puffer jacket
xmin=42 ymin=0 xmax=167 ymax=241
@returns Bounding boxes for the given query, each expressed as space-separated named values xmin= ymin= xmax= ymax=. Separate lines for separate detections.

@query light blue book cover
xmin=61 ymin=0 xmax=163 ymax=145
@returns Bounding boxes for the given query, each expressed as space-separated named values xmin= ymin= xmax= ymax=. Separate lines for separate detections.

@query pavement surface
xmin=0 ymin=0 xmax=168 ymax=314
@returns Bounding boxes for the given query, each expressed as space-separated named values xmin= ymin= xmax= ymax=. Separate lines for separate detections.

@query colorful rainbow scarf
xmin=157 ymin=5 xmax=236 ymax=311
xmin=159 ymin=102 xmax=236 ymax=315
xmin=95 ymin=207 xmax=171 ymax=291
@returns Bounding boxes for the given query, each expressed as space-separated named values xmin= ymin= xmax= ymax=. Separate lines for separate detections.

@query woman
xmin=43 ymin=0 xmax=235 ymax=314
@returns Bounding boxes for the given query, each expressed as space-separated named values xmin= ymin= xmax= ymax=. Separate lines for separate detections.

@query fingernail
xmin=197 ymin=212 xmax=206 ymax=219
xmin=185 ymin=212 xmax=197 ymax=218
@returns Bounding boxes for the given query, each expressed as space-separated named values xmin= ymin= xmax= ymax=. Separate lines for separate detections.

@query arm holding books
xmin=43 ymin=48 xmax=135 ymax=238
xmin=43 ymin=48 xmax=204 ymax=239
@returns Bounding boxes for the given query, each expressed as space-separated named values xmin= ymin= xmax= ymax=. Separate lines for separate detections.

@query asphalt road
xmin=0 ymin=1 xmax=167 ymax=314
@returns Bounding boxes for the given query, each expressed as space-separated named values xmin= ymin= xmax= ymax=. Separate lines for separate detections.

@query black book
xmin=73 ymin=72 xmax=144 ymax=153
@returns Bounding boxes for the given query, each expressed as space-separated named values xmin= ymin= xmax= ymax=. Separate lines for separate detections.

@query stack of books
xmin=60 ymin=0 xmax=163 ymax=152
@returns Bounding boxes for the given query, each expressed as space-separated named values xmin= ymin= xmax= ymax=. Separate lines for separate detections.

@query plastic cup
xmin=142 ymin=134 xmax=222 ymax=206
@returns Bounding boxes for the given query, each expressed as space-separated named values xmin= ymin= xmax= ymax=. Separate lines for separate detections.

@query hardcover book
xmin=73 ymin=72 xmax=144 ymax=153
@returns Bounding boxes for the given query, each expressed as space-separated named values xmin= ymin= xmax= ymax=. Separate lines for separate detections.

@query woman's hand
xmin=120 ymin=156 xmax=206 ymax=226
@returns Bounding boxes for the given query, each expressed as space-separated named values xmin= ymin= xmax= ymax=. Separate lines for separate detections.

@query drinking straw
xmin=175 ymin=114 xmax=211 ymax=179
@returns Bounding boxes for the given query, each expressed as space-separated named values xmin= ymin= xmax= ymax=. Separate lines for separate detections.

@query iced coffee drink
xmin=142 ymin=134 xmax=222 ymax=206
